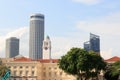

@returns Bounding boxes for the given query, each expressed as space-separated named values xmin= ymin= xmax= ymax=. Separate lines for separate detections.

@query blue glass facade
xmin=84 ymin=33 xmax=100 ymax=53
xmin=84 ymin=41 xmax=90 ymax=51
xmin=90 ymin=33 xmax=100 ymax=52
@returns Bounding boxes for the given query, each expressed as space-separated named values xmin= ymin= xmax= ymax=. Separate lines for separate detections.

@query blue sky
xmin=0 ymin=0 xmax=120 ymax=59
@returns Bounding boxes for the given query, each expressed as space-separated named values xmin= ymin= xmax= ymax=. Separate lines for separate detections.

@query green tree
xmin=104 ymin=61 xmax=120 ymax=80
xmin=87 ymin=51 xmax=106 ymax=79
xmin=58 ymin=48 xmax=106 ymax=80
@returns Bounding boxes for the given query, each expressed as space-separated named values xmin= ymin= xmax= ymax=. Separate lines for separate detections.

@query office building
xmin=90 ymin=33 xmax=100 ymax=53
xmin=29 ymin=13 xmax=44 ymax=60
xmin=6 ymin=37 xmax=19 ymax=58
xmin=43 ymin=36 xmax=51 ymax=59
xmin=84 ymin=41 xmax=90 ymax=51
xmin=84 ymin=33 xmax=100 ymax=54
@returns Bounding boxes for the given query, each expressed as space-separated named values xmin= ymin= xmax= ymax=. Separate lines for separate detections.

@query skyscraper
xmin=90 ymin=33 xmax=100 ymax=53
xmin=84 ymin=33 xmax=100 ymax=54
xmin=29 ymin=13 xmax=44 ymax=60
xmin=6 ymin=37 xmax=19 ymax=58
xmin=84 ymin=41 xmax=90 ymax=51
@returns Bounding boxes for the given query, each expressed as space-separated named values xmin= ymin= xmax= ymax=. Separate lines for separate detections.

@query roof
xmin=37 ymin=59 xmax=58 ymax=63
xmin=13 ymin=57 xmax=32 ymax=62
xmin=14 ymin=54 xmax=24 ymax=58
xmin=105 ymin=56 xmax=120 ymax=63
xmin=13 ymin=56 xmax=58 ymax=63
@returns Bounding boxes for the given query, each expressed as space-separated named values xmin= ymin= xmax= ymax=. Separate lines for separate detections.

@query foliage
xmin=104 ymin=61 xmax=120 ymax=80
xmin=0 ymin=58 xmax=10 ymax=78
xmin=58 ymin=48 xmax=106 ymax=80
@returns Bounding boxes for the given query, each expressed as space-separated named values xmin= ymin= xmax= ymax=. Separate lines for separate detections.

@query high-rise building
xmin=6 ymin=37 xmax=19 ymax=58
xmin=90 ymin=33 xmax=100 ymax=53
xmin=29 ymin=13 xmax=44 ymax=60
xmin=43 ymin=36 xmax=51 ymax=59
xmin=84 ymin=33 xmax=100 ymax=54
xmin=84 ymin=41 xmax=90 ymax=51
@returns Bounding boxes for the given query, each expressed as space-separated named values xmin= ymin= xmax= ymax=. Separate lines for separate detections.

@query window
xmin=54 ymin=72 xmax=57 ymax=75
xmin=20 ymin=71 xmax=22 ymax=76
xmin=60 ymin=72 xmax=62 ymax=75
xmin=54 ymin=67 xmax=57 ymax=69
xmin=49 ymin=72 xmax=51 ymax=77
xmin=14 ymin=66 xmax=17 ymax=68
xmin=14 ymin=71 xmax=16 ymax=76
xmin=20 ymin=66 xmax=22 ymax=69
xmin=31 ymin=71 xmax=34 ymax=76
xmin=26 ymin=66 xmax=28 ymax=68
xmin=49 ymin=67 xmax=51 ymax=70
xmin=43 ymin=67 xmax=46 ymax=70
xmin=32 ymin=66 xmax=35 ymax=68
xmin=26 ymin=71 xmax=29 ymax=76
xmin=8 ymin=66 xmax=11 ymax=68
xmin=45 ymin=42 xmax=48 ymax=45
xmin=43 ymin=72 xmax=46 ymax=77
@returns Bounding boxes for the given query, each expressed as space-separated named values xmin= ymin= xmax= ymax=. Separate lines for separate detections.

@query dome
xmin=46 ymin=35 xmax=50 ymax=39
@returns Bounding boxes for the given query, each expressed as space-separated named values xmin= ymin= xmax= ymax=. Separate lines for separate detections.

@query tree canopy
xmin=58 ymin=48 xmax=106 ymax=80
xmin=104 ymin=61 xmax=120 ymax=80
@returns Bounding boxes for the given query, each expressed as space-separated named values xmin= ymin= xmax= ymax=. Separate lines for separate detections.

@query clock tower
xmin=43 ymin=36 xmax=51 ymax=59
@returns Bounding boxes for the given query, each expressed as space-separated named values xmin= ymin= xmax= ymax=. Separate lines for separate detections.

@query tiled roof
xmin=13 ymin=56 xmax=59 ymax=63
xmin=37 ymin=59 xmax=59 ymax=63
xmin=105 ymin=56 xmax=120 ymax=62
xmin=13 ymin=57 xmax=32 ymax=61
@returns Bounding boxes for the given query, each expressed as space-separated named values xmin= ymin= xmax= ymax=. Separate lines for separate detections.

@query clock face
xmin=44 ymin=47 xmax=48 ymax=50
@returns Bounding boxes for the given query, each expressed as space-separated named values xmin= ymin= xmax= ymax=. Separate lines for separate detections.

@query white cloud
xmin=101 ymin=49 xmax=113 ymax=59
xmin=5 ymin=27 xmax=28 ymax=39
xmin=72 ymin=0 xmax=103 ymax=5
xmin=51 ymin=37 xmax=82 ymax=59
xmin=76 ymin=12 xmax=120 ymax=59
xmin=76 ymin=13 xmax=120 ymax=35
xmin=0 ymin=27 xmax=28 ymax=58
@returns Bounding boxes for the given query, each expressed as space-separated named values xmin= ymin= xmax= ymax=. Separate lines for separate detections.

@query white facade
xmin=43 ymin=36 xmax=51 ymax=59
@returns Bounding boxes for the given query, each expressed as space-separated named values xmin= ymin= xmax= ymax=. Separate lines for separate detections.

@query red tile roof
xmin=37 ymin=59 xmax=59 ymax=63
xmin=105 ymin=56 xmax=120 ymax=62
xmin=13 ymin=57 xmax=32 ymax=62
xmin=13 ymin=56 xmax=59 ymax=63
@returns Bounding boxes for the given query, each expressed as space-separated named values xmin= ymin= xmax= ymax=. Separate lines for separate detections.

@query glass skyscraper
xmin=84 ymin=41 xmax=90 ymax=51
xmin=90 ymin=33 xmax=100 ymax=53
xmin=29 ymin=13 xmax=44 ymax=60
xmin=84 ymin=33 xmax=100 ymax=54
